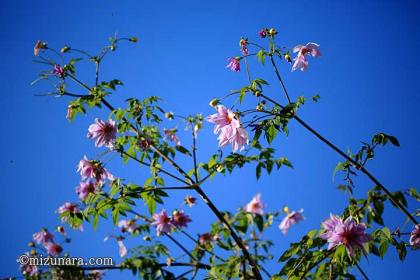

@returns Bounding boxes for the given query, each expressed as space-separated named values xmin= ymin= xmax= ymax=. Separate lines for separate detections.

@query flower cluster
xmin=206 ymin=105 xmax=249 ymax=152
xmin=151 ymin=210 xmax=192 ymax=236
xmin=32 ymin=229 xmax=63 ymax=256
xmin=410 ymin=224 xmax=420 ymax=249
xmin=320 ymin=214 xmax=371 ymax=256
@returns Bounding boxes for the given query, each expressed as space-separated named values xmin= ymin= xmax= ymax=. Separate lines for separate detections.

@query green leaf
xmin=176 ymin=145 xmax=192 ymax=156
xmin=379 ymin=238 xmax=389 ymax=258
xmin=254 ymin=214 xmax=264 ymax=232
xmin=256 ymin=50 xmax=265 ymax=65
xmin=396 ymin=242 xmax=407 ymax=261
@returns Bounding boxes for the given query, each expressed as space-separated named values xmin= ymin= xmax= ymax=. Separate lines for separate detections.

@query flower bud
xmin=254 ymin=90 xmax=261 ymax=97
xmin=209 ymin=98 xmax=219 ymax=107
xmin=269 ymin=28 xmax=278 ymax=36
xmin=259 ymin=29 xmax=267 ymax=38
xmin=143 ymin=235 xmax=151 ymax=241
xmin=285 ymin=53 xmax=292 ymax=63
xmin=129 ymin=37 xmax=139 ymax=43
xmin=164 ymin=112 xmax=174 ymax=120
xmin=28 ymin=241 xmax=35 ymax=247
xmin=30 ymin=249 xmax=37 ymax=256
xmin=256 ymin=104 xmax=264 ymax=111
xmin=60 ymin=45 xmax=70 ymax=53
xmin=216 ymin=164 xmax=225 ymax=172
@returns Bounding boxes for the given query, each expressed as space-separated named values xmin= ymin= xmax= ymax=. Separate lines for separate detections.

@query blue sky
xmin=0 ymin=0 xmax=419 ymax=279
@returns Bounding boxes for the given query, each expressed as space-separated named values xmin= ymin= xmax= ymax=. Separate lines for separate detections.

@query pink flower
xmin=258 ymin=29 xmax=267 ymax=38
xmin=292 ymin=43 xmax=321 ymax=72
xmin=226 ymin=57 xmax=240 ymax=72
xmin=53 ymin=64 xmax=65 ymax=77
xmin=33 ymin=229 xmax=54 ymax=245
xmin=87 ymin=119 xmax=117 ymax=148
xmin=66 ymin=105 xmax=73 ymax=121
xmin=239 ymin=38 xmax=249 ymax=56
xmin=117 ymin=239 xmax=127 ymax=257
xmin=409 ymin=224 xmax=420 ymax=249
xmin=171 ymin=210 xmax=192 ymax=228
xmin=118 ymin=219 xmax=137 ymax=233
xmin=75 ymin=181 xmax=97 ymax=200
xmin=20 ymin=253 xmax=38 ymax=276
xmin=199 ymin=233 xmax=215 ymax=246
xmin=320 ymin=215 xmax=371 ymax=256
xmin=45 ymin=242 xmax=63 ymax=256
xmin=57 ymin=202 xmax=79 ymax=215
xmin=279 ymin=209 xmax=305 ymax=234
xmin=88 ymin=271 xmax=104 ymax=280
xmin=163 ymin=129 xmax=181 ymax=146
xmin=245 ymin=193 xmax=264 ymax=215
xmin=33 ymin=40 xmax=46 ymax=56
xmin=77 ymin=156 xmax=114 ymax=184
xmin=104 ymin=235 xmax=127 ymax=257
xmin=205 ymin=105 xmax=249 ymax=152
xmin=152 ymin=210 xmax=175 ymax=236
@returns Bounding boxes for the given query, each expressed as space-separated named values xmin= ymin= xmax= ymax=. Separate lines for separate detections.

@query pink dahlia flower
xmin=245 ymin=193 xmax=264 ymax=215
xmin=87 ymin=118 xmax=117 ymax=148
xmin=75 ymin=181 xmax=97 ymax=200
xmin=53 ymin=64 xmax=65 ymax=77
xmin=239 ymin=38 xmax=249 ymax=56
xmin=20 ymin=253 xmax=38 ymax=276
xmin=33 ymin=229 xmax=54 ymax=245
xmin=163 ymin=129 xmax=181 ymax=146
xmin=57 ymin=202 xmax=79 ymax=215
xmin=227 ymin=57 xmax=240 ymax=72
xmin=152 ymin=210 xmax=175 ymax=236
xmin=45 ymin=242 xmax=63 ymax=256
xmin=410 ymin=224 xmax=420 ymax=249
xmin=292 ymin=42 xmax=321 ymax=72
xmin=205 ymin=105 xmax=249 ymax=152
xmin=171 ymin=210 xmax=192 ymax=228
xmin=321 ymin=215 xmax=371 ymax=256
xmin=279 ymin=209 xmax=305 ymax=234
xmin=118 ymin=219 xmax=138 ymax=234
xmin=77 ymin=156 xmax=114 ymax=184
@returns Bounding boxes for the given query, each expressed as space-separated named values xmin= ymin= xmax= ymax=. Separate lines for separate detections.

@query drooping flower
xmin=75 ymin=181 xmax=97 ymax=200
xmin=205 ymin=105 xmax=249 ymax=152
xmin=279 ymin=209 xmax=305 ymax=234
xmin=20 ymin=253 xmax=38 ymax=276
xmin=66 ymin=105 xmax=74 ymax=121
xmin=152 ymin=210 xmax=175 ymax=236
xmin=320 ymin=215 xmax=371 ymax=256
xmin=104 ymin=235 xmax=127 ymax=257
xmin=77 ymin=156 xmax=114 ymax=184
xmin=171 ymin=210 xmax=192 ymax=228
xmin=87 ymin=119 xmax=117 ymax=148
xmin=258 ymin=29 xmax=267 ymax=38
xmin=163 ymin=129 xmax=181 ymax=146
xmin=244 ymin=193 xmax=264 ymax=215
xmin=44 ymin=242 xmax=63 ymax=256
xmin=118 ymin=219 xmax=137 ymax=234
xmin=226 ymin=57 xmax=240 ymax=72
xmin=53 ymin=64 xmax=65 ymax=78
xmin=184 ymin=195 xmax=197 ymax=207
xmin=409 ymin=224 xmax=420 ymax=249
xmin=239 ymin=38 xmax=249 ymax=56
xmin=33 ymin=40 xmax=46 ymax=56
xmin=33 ymin=229 xmax=54 ymax=245
xmin=292 ymin=43 xmax=321 ymax=72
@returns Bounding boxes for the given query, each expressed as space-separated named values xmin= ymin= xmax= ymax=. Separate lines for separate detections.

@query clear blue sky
xmin=0 ymin=0 xmax=419 ymax=279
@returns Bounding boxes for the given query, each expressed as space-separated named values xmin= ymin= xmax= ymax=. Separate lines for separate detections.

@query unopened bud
xmin=254 ymin=90 xmax=261 ymax=97
xmin=143 ymin=235 xmax=151 ymax=241
xmin=129 ymin=37 xmax=139 ymax=43
xmin=60 ymin=45 xmax=70 ymax=53
xmin=30 ymin=249 xmax=37 ymax=256
xmin=28 ymin=241 xmax=35 ymax=247
xmin=164 ymin=112 xmax=174 ymax=120
xmin=285 ymin=53 xmax=292 ymax=63
xmin=216 ymin=165 xmax=225 ymax=172
xmin=256 ymin=104 xmax=264 ymax=111
xmin=209 ymin=98 xmax=219 ymax=107
xmin=269 ymin=28 xmax=278 ymax=36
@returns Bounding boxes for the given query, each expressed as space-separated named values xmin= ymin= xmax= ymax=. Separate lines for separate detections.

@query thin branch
xmin=355 ymin=262 xmax=370 ymax=280
xmin=164 ymin=233 xmax=196 ymax=261
xmin=260 ymin=93 xmax=418 ymax=225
